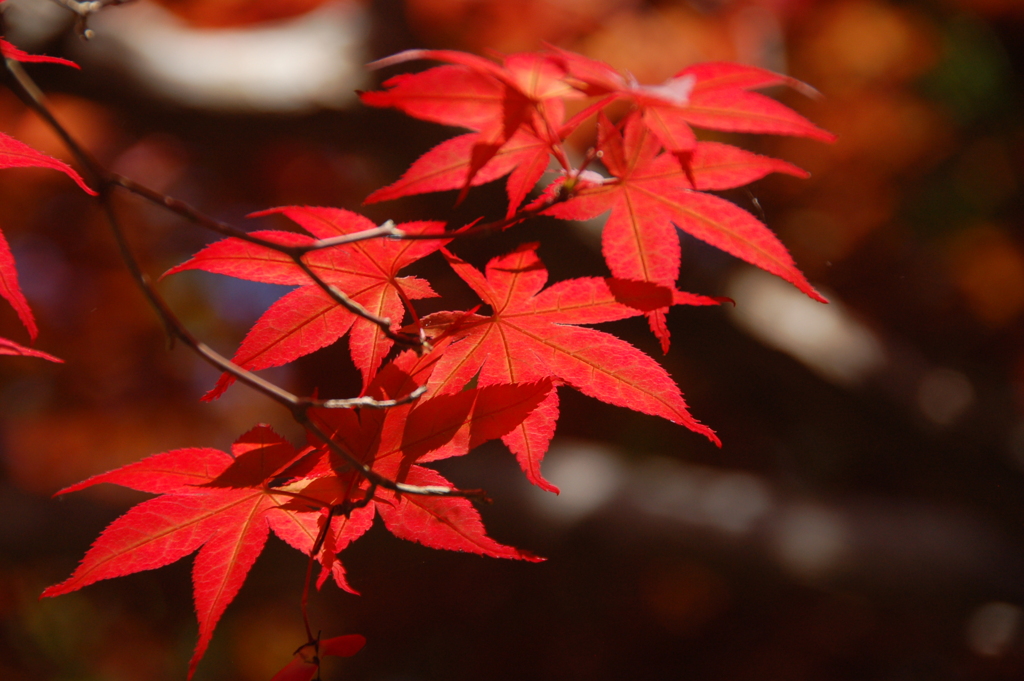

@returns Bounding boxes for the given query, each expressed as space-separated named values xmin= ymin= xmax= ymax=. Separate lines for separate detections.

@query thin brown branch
xmin=113 ymin=175 xmax=405 ymax=255
xmin=396 ymin=190 xmax=568 ymax=240
xmin=113 ymin=176 xmax=421 ymax=341
xmin=3 ymin=58 xmax=105 ymax=187
xmin=102 ymin=196 xmax=305 ymax=410
xmin=315 ymin=385 xmax=427 ymax=410
xmin=112 ymin=175 xmax=294 ymax=248
xmin=299 ymin=222 xmax=406 ymax=253
xmin=47 ymin=0 xmax=133 ymax=39
xmin=5 ymin=50 xmax=422 ymax=346
xmin=1 ymin=52 xmax=496 ymax=502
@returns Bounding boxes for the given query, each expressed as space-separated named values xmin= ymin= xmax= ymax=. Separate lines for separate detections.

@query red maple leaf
xmin=0 ymin=38 xmax=79 ymax=69
xmin=0 ymin=131 xmax=95 ymax=195
xmin=365 ymin=129 xmax=551 ymax=217
xmin=550 ymin=48 xmax=835 ymax=159
xmin=544 ymin=112 xmax=822 ymax=350
xmin=165 ymin=206 xmax=447 ymax=395
xmin=361 ymin=50 xmax=577 ymax=194
xmin=42 ymin=426 xmax=347 ymax=679
xmin=417 ymin=243 xmax=721 ymax=492
xmin=0 ymin=336 xmax=61 ymax=361
xmin=0 ymin=226 xmax=39 ymax=341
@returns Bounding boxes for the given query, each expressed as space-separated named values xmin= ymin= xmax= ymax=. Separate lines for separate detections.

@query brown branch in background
xmin=114 ymin=175 xmax=408 ymax=261
xmin=114 ymin=171 xmax=576 ymax=343
xmin=2 ymin=58 xmax=105 ymax=185
xmin=290 ymin=257 xmax=418 ymax=346
xmin=46 ymin=0 xmax=134 ymax=39
xmin=396 ymin=183 xmax=578 ymax=242
xmin=114 ymin=175 xmax=416 ymax=342
xmin=0 ymin=61 xmax=418 ymax=346
xmin=318 ymin=385 xmax=426 ymax=410
xmin=301 ymin=224 xmax=404 ymax=252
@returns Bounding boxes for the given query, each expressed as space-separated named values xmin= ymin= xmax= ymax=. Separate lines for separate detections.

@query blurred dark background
xmin=1 ymin=0 xmax=1023 ymax=679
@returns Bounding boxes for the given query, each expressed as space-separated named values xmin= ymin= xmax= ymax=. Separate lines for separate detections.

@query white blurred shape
xmin=701 ymin=472 xmax=772 ymax=535
xmin=774 ymin=504 xmax=849 ymax=579
xmin=84 ymin=1 xmax=367 ymax=111
xmin=966 ymin=601 xmax=1021 ymax=657
xmin=633 ymin=458 xmax=772 ymax=536
xmin=531 ymin=442 xmax=624 ymax=523
xmin=916 ymin=367 xmax=974 ymax=426
xmin=727 ymin=269 xmax=886 ymax=386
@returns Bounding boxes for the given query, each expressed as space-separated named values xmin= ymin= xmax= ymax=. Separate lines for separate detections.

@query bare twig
xmin=47 ymin=0 xmax=133 ymax=39
xmin=113 ymin=175 xmax=417 ymax=341
xmin=114 ymin=174 xmax=405 ymax=254
xmin=396 ymin=193 xmax=567 ymax=241
xmin=3 ymin=58 xmax=104 ymax=185
xmin=317 ymin=385 xmax=426 ymax=410
xmin=290 ymin=257 xmax=418 ymax=346
xmin=300 ymin=221 xmax=406 ymax=253
xmin=3 ymin=61 xmax=419 ymax=345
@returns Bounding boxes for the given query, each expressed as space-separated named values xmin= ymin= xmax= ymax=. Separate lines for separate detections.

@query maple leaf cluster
xmin=0 ymin=34 xmax=832 ymax=679
xmin=361 ymin=48 xmax=832 ymax=347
